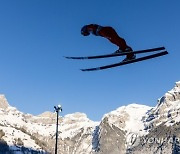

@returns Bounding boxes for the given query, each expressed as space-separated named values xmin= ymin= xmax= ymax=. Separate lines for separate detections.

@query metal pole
xmin=54 ymin=105 xmax=62 ymax=154
xmin=55 ymin=109 xmax=59 ymax=154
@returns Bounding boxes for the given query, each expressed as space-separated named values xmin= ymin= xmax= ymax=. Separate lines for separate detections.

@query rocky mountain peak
xmin=158 ymin=81 xmax=180 ymax=106
xmin=0 ymin=94 xmax=10 ymax=110
xmin=37 ymin=111 xmax=55 ymax=118
xmin=144 ymin=81 xmax=180 ymax=130
xmin=64 ymin=112 xmax=90 ymax=122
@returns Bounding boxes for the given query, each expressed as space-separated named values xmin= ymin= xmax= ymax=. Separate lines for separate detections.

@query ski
xmin=65 ymin=46 xmax=165 ymax=60
xmin=81 ymin=51 xmax=168 ymax=71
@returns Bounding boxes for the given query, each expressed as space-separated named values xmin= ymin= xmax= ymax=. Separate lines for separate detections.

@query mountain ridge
xmin=0 ymin=81 xmax=179 ymax=153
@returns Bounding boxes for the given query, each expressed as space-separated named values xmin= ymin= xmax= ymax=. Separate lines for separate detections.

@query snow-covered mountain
xmin=95 ymin=81 xmax=180 ymax=154
xmin=0 ymin=95 xmax=98 ymax=153
xmin=0 ymin=81 xmax=180 ymax=154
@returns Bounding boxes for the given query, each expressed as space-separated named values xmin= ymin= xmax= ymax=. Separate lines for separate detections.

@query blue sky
xmin=0 ymin=0 xmax=180 ymax=121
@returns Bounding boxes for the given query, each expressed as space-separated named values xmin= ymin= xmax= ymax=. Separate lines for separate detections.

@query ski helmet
xmin=81 ymin=25 xmax=90 ymax=36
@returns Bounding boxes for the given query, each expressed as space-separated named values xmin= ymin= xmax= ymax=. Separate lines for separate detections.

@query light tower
xmin=54 ymin=105 xmax=62 ymax=154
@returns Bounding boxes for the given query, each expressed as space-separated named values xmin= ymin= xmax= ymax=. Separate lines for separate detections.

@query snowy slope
xmin=103 ymin=104 xmax=151 ymax=135
xmin=0 ymin=104 xmax=49 ymax=152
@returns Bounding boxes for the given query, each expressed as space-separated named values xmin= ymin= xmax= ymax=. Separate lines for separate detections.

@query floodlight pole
xmin=54 ymin=105 xmax=62 ymax=154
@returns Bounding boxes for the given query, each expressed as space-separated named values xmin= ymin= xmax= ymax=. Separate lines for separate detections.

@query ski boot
xmin=123 ymin=53 xmax=136 ymax=62
xmin=114 ymin=47 xmax=132 ymax=54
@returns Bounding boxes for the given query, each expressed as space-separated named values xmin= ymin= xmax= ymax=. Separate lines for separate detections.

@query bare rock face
xmin=93 ymin=117 xmax=126 ymax=154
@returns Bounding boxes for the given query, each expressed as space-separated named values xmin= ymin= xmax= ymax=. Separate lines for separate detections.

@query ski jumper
xmin=81 ymin=24 xmax=135 ymax=59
